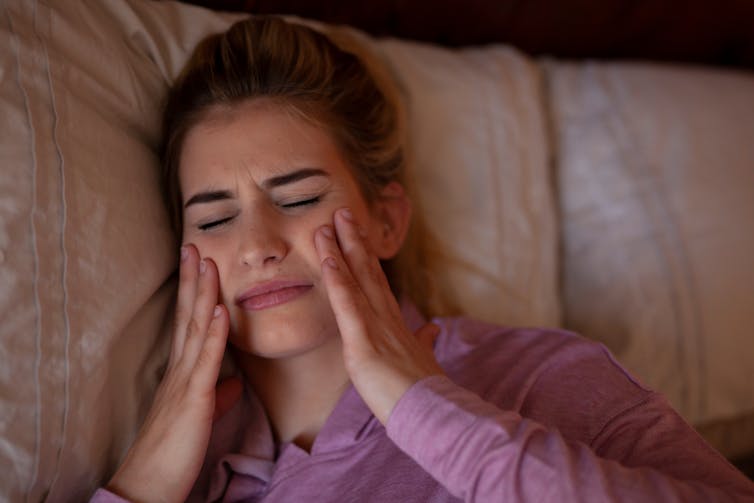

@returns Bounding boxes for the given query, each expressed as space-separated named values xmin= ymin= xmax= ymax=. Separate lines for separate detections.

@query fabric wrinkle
xmin=4 ymin=1 xmax=44 ymax=500
xmin=41 ymin=1 xmax=72 ymax=494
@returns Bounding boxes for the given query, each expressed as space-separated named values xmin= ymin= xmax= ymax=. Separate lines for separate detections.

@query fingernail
xmin=340 ymin=208 xmax=353 ymax=221
xmin=321 ymin=226 xmax=334 ymax=239
xmin=180 ymin=246 xmax=188 ymax=262
xmin=323 ymin=257 xmax=338 ymax=270
xmin=213 ymin=305 xmax=222 ymax=318
xmin=199 ymin=259 xmax=207 ymax=274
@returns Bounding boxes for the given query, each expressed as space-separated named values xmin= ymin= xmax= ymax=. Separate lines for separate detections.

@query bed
xmin=1 ymin=0 xmax=753 ymax=500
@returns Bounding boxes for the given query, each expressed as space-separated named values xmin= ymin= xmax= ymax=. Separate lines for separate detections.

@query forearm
xmin=386 ymin=375 xmax=754 ymax=502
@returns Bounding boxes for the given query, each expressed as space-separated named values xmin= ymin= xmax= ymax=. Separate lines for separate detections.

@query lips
xmin=235 ymin=280 xmax=313 ymax=311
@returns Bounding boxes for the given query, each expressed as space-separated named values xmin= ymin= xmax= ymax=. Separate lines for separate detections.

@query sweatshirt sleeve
xmin=89 ymin=488 xmax=130 ymax=502
xmin=385 ymin=375 xmax=754 ymax=502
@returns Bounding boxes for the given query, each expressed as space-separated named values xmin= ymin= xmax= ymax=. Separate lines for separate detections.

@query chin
xmin=228 ymin=311 xmax=338 ymax=360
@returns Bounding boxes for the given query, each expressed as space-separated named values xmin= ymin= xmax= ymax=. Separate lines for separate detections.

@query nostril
xmin=263 ymin=254 xmax=280 ymax=264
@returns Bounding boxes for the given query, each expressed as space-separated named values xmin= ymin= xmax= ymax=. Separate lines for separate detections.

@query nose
xmin=238 ymin=214 xmax=288 ymax=268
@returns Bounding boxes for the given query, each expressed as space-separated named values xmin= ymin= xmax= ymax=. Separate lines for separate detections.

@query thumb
xmin=213 ymin=376 xmax=243 ymax=421
xmin=415 ymin=322 xmax=441 ymax=349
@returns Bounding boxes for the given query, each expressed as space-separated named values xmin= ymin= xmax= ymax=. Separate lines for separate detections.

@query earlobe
xmin=372 ymin=182 xmax=412 ymax=259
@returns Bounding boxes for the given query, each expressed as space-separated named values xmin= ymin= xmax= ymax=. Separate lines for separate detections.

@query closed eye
xmin=198 ymin=216 xmax=234 ymax=231
xmin=280 ymin=196 xmax=321 ymax=209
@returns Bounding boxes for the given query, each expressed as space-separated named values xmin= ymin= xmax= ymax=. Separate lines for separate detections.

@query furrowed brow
xmin=184 ymin=190 xmax=234 ymax=208
xmin=262 ymin=168 xmax=329 ymax=189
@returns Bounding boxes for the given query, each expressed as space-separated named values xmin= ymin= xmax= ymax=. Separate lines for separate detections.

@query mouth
xmin=235 ymin=280 xmax=314 ymax=311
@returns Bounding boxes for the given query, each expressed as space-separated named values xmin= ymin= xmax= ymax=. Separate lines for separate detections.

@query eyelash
xmin=196 ymin=196 xmax=322 ymax=231
xmin=198 ymin=217 xmax=233 ymax=231
xmin=280 ymin=196 xmax=321 ymax=209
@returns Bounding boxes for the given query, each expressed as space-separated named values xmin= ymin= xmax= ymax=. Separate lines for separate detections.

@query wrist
xmin=106 ymin=453 xmax=178 ymax=503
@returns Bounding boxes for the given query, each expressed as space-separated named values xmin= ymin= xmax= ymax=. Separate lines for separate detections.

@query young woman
xmin=92 ymin=16 xmax=754 ymax=503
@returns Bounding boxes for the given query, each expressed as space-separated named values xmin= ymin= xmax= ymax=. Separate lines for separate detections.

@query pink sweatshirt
xmin=92 ymin=305 xmax=754 ymax=502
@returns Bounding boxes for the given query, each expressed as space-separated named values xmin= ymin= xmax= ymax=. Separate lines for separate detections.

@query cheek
xmin=293 ymin=213 xmax=332 ymax=263
xmin=213 ymin=254 xmax=237 ymax=303
xmin=184 ymin=238 xmax=234 ymax=299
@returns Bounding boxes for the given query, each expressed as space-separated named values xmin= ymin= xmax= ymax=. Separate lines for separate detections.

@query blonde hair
xmin=161 ymin=16 xmax=446 ymax=317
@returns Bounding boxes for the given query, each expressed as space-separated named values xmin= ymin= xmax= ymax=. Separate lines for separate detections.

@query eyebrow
xmin=184 ymin=168 xmax=329 ymax=208
xmin=184 ymin=190 xmax=233 ymax=208
xmin=262 ymin=168 xmax=329 ymax=189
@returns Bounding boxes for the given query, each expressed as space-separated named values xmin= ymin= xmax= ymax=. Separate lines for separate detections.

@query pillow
xmin=375 ymin=40 xmax=559 ymax=328
xmin=0 ymin=0 xmax=558 ymax=499
xmin=547 ymin=60 xmax=754 ymax=438
xmin=0 ymin=1 xmax=244 ymax=500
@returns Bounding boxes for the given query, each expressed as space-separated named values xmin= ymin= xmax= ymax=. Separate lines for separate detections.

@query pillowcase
xmin=547 ymin=60 xmax=754 ymax=436
xmin=375 ymin=39 xmax=559 ymax=328
xmin=0 ymin=0 xmax=558 ymax=500
xmin=0 ymin=1 xmax=244 ymax=500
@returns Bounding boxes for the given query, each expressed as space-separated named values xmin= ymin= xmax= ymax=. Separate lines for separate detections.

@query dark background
xmin=182 ymin=0 xmax=754 ymax=69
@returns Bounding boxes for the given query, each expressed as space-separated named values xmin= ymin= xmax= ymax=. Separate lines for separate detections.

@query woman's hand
xmin=107 ymin=244 xmax=241 ymax=503
xmin=314 ymin=208 xmax=445 ymax=425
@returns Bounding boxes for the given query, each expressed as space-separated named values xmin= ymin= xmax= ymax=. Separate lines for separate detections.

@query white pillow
xmin=377 ymin=40 xmax=559 ymax=329
xmin=547 ymin=60 xmax=754 ymax=429
xmin=0 ymin=0 xmax=558 ymax=499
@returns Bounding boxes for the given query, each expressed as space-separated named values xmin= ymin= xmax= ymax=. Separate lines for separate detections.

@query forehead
xmin=179 ymin=101 xmax=352 ymax=193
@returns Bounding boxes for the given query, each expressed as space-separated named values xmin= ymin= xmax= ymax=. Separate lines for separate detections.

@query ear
xmin=370 ymin=182 xmax=412 ymax=260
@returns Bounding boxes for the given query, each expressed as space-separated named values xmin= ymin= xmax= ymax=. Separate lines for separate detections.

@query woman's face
xmin=179 ymin=101 xmax=390 ymax=358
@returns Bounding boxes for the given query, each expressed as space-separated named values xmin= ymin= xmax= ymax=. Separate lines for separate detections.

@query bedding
xmin=1 ymin=0 xmax=752 ymax=500
xmin=377 ymin=39 xmax=558 ymax=328
xmin=547 ymin=60 xmax=754 ymax=451
xmin=1 ymin=2 xmax=243 ymax=500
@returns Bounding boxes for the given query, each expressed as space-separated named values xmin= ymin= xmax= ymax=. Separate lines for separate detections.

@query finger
xmin=170 ymin=244 xmax=200 ymax=364
xmin=188 ymin=303 xmax=230 ymax=394
xmin=332 ymin=208 xmax=395 ymax=314
xmin=181 ymin=257 xmax=221 ymax=369
xmin=213 ymin=376 xmax=243 ymax=421
xmin=314 ymin=225 xmax=372 ymax=343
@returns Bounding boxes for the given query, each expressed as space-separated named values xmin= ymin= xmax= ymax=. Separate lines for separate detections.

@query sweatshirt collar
xmin=203 ymin=299 xmax=428 ymax=498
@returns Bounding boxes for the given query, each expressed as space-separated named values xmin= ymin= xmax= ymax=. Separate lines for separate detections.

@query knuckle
xmin=341 ymin=272 xmax=361 ymax=292
xmin=186 ymin=372 xmax=210 ymax=398
xmin=342 ymin=295 xmax=362 ymax=312
xmin=195 ymin=347 xmax=213 ymax=369
xmin=366 ymin=262 xmax=384 ymax=284
xmin=186 ymin=317 xmax=202 ymax=337
xmin=174 ymin=306 xmax=191 ymax=325
xmin=340 ymin=237 xmax=364 ymax=261
xmin=192 ymin=346 xmax=219 ymax=378
xmin=341 ymin=238 xmax=359 ymax=255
